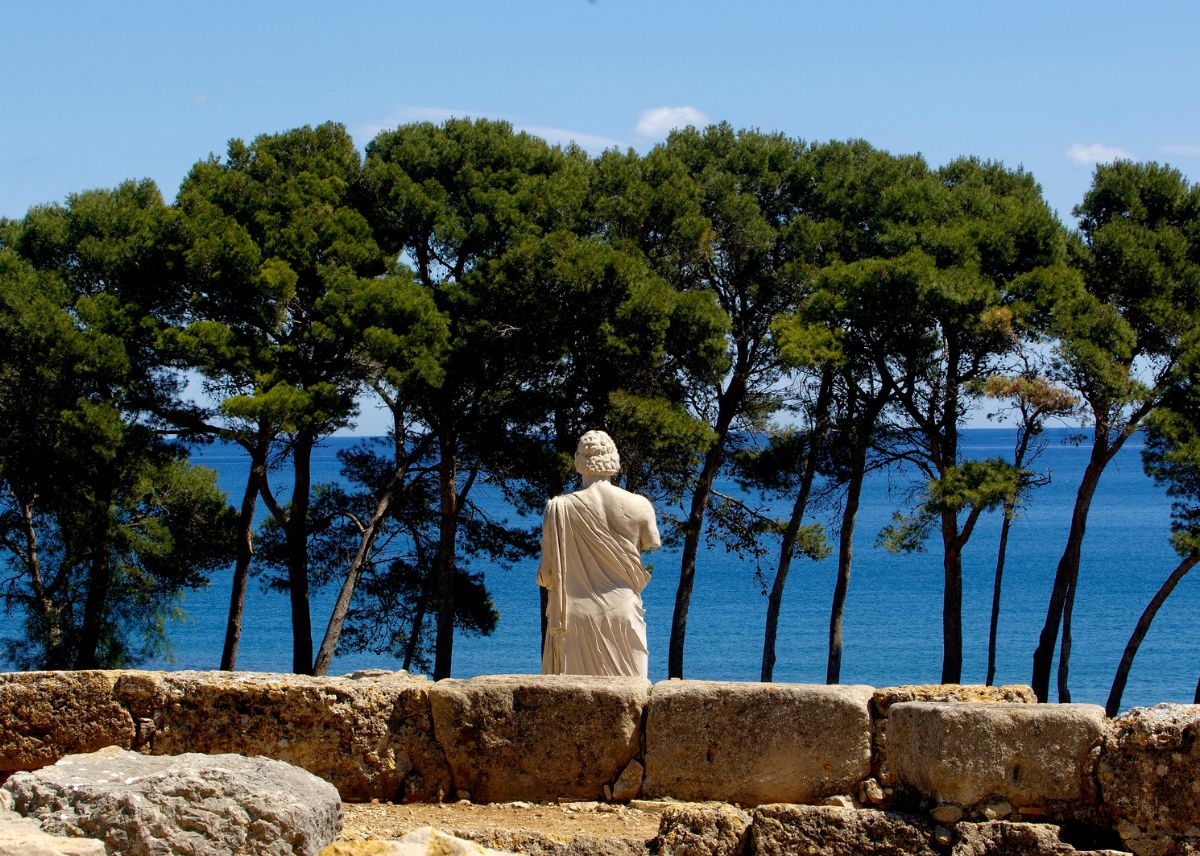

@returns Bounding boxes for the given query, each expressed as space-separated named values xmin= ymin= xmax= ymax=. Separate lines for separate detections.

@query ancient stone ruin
xmin=0 ymin=669 xmax=1197 ymax=855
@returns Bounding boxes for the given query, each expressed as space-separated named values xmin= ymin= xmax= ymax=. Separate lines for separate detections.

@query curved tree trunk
xmin=312 ymin=485 xmax=396 ymax=676
xmin=1032 ymin=451 xmax=1105 ymax=701
xmin=986 ymin=500 xmax=1015 ymax=686
xmin=1106 ymin=551 xmax=1199 ymax=716
xmin=828 ymin=453 xmax=865 ymax=684
xmin=220 ymin=450 xmax=265 ymax=671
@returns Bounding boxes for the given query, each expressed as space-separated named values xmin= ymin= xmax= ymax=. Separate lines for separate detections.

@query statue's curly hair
xmin=574 ymin=430 xmax=620 ymax=477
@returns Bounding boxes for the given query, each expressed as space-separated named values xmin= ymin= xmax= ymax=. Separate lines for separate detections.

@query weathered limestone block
xmin=642 ymin=681 xmax=872 ymax=805
xmin=429 ymin=675 xmax=648 ymax=803
xmin=113 ymin=669 xmax=449 ymax=802
xmin=0 ymin=808 xmax=105 ymax=856
xmin=871 ymin=685 xmax=1037 ymax=788
xmin=750 ymin=804 xmax=935 ymax=856
xmin=1098 ymin=703 xmax=1200 ymax=856
xmin=0 ymin=671 xmax=134 ymax=776
xmin=888 ymin=702 xmax=1106 ymax=821
xmin=3 ymin=746 xmax=341 ymax=855
xmin=655 ymin=803 xmax=752 ymax=855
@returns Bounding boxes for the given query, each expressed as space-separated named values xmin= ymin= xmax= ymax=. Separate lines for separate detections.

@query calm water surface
xmin=108 ymin=429 xmax=1200 ymax=710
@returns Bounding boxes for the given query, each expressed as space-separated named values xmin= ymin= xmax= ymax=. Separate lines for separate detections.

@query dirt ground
xmin=340 ymin=799 xmax=667 ymax=845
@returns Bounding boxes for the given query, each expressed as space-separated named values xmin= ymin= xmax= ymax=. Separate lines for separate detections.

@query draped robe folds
xmin=537 ymin=482 xmax=658 ymax=678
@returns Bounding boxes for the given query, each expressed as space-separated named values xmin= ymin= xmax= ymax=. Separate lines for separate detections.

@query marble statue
xmin=537 ymin=430 xmax=661 ymax=677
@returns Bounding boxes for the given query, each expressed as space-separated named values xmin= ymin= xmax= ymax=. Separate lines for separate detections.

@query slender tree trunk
xmin=1032 ymin=449 xmax=1105 ymax=701
xmin=828 ymin=450 xmax=866 ymax=684
xmin=286 ymin=431 xmax=315 ymax=675
xmin=669 ymin=376 xmax=745 ymax=679
xmin=940 ymin=509 xmax=964 ymax=684
xmin=1106 ymin=552 xmax=1199 ymax=715
xmin=1058 ymin=573 xmax=1075 ymax=702
xmin=404 ymin=584 xmax=432 ymax=672
xmin=986 ymin=500 xmax=1015 ymax=686
xmin=221 ymin=446 xmax=266 ymax=671
xmin=75 ymin=478 xmax=114 ymax=669
xmin=762 ymin=371 xmax=832 ymax=682
xmin=433 ymin=433 xmax=459 ymax=680
xmin=1194 ymin=674 xmax=1200 ymax=705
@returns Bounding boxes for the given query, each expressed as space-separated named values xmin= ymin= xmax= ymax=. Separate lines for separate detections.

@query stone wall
xmin=1 ymin=670 xmax=1197 ymax=855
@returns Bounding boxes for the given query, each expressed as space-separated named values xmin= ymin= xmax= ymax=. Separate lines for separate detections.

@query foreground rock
xmin=643 ymin=681 xmax=873 ymax=805
xmin=1098 ymin=703 xmax=1200 ymax=856
xmin=115 ymin=669 xmax=448 ymax=802
xmin=0 ymin=807 xmax=104 ymax=856
xmin=750 ymin=804 xmax=936 ymax=856
xmin=430 ymin=675 xmax=648 ymax=803
xmin=3 ymin=747 xmax=342 ymax=855
xmin=887 ymin=702 xmax=1106 ymax=822
xmin=0 ymin=671 xmax=134 ymax=776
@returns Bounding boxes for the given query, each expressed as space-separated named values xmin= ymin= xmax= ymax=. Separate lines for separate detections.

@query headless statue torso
xmin=537 ymin=444 xmax=661 ymax=678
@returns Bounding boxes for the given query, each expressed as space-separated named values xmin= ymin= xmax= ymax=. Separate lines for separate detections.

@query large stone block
xmin=1098 ymin=703 xmax=1200 ymax=856
xmin=3 ymin=747 xmax=341 ymax=855
xmin=750 ymin=804 xmax=935 ymax=856
xmin=429 ymin=674 xmax=648 ymax=803
xmin=871 ymin=685 xmax=1037 ymax=788
xmin=642 ymin=681 xmax=873 ymax=805
xmin=887 ymin=702 xmax=1106 ymax=820
xmin=0 ymin=671 xmax=134 ymax=776
xmin=113 ymin=670 xmax=449 ymax=802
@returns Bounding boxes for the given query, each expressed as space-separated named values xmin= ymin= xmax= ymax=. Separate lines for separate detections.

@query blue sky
xmin=4 ymin=1 xmax=1197 ymax=431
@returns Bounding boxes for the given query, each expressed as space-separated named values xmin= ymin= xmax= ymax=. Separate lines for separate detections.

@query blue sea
xmin=124 ymin=429 xmax=1199 ymax=710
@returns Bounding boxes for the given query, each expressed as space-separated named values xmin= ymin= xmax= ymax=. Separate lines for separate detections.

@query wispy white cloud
xmin=1065 ymin=142 xmax=1135 ymax=166
xmin=353 ymin=106 xmax=465 ymax=142
xmin=633 ymin=106 xmax=711 ymax=142
xmin=1158 ymin=143 xmax=1200 ymax=158
xmin=353 ymin=105 xmax=623 ymax=154
xmin=520 ymin=125 xmax=623 ymax=153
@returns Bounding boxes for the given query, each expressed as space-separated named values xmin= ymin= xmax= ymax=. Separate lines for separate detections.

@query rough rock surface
xmin=871 ymin=685 xmax=1037 ymax=788
xmin=3 ymin=746 xmax=342 ymax=855
xmin=429 ymin=675 xmax=648 ymax=803
xmin=1098 ymin=703 xmax=1200 ymax=856
xmin=114 ymin=669 xmax=448 ymax=802
xmin=642 ymin=681 xmax=872 ymax=805
xmin=319 ymin=827 xmax=518 ymax=855
xmin=0 ymin=671 xmax=134 ymax=775
xmin=463 ymin=831 xmax=646 ymax=855
xmin=0 ymin=807 xmax=105 ymax=856
xmin=887 ymin=702 xmax=1106 ymax=820
xmin=949 ymin=821 xmax=1107 ymax=855
xmin=654 ymin=803 xmax=751 ymax=855
xmin=750 ymin=804 xmax=936 ymax=856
